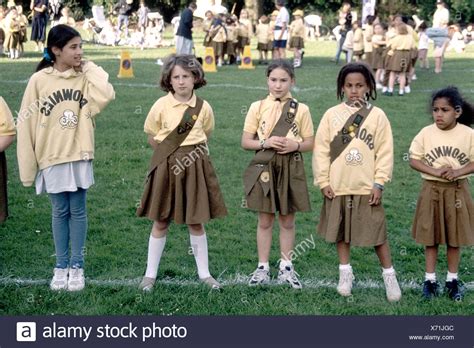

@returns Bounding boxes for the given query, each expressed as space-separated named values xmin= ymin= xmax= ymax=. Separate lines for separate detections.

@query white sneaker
xmin=277 ymin=265 xmax=302 ymax=289
xmin=382 ymin=86 xmax=388 ymax=93
xmin=376 ymin=83 xmax=383 ymax=90
xmin=50 ymin=267 xmax=69 ymax=291
xmin=404 ymin=85 xmax=411 ymax=94
xmin=383 ymin=271 xmax=402 ymax=302
xmin=248 ymin=266 xmax=270 ymax=286
xmin=411 ymin=74 xmax=417 ymax=80
xmin=68 ymin=268 xmax=85 ymax=291
xmin=337 ymin=268 xmax=354 ymax=296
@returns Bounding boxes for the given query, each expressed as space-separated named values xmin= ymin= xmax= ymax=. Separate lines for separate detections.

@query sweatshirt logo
xmin=59 ymin=110 xmax=79 ymax=129
xmin=423 ymin=146 xmax=469 ymax=167
xmin=40 ymin=89 xmax=88 ymax=116
xmin=345 ymin=148 xmax=364 ymax=165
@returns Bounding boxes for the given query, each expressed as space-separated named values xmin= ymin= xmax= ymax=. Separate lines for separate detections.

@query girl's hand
xmin=369 ymin=187 xmax=383 ymax=206
xmin=74 ymin=60 xmax=87 ymax=72
xmin=441 ymin=168 xmax=459 ymax=181
xmin=276 ymin=138 xmax=299 ymax=154
xmin=264 ymin=136 xmax=286 ymax=150
xmin=434 ymin=166 xmax=451 ymax=179
xmin=321 ymin=185 xmax=335 ymax=200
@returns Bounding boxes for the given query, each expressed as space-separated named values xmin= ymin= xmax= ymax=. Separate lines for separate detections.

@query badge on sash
xmin=260 ymin=171 xmax=270 ymax=183
xmin=192 ymin=115 xmax=198 ymax=120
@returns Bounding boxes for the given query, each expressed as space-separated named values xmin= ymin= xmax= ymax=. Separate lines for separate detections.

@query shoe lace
xmin=69 ymin=268 xmax=82 ymax=280
xmin=281 ymin=267 xmax=301 ymax=284
xmin=250 ymin=268 xmax=268 ymax=282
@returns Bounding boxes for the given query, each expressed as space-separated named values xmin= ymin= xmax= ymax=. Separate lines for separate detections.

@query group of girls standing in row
xmin=0 ymin=24 xmax=472 ymax=303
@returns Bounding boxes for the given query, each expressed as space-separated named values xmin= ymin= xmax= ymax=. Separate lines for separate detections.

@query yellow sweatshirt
xmin=256 ymin=23 xmax=270 ymax=44
xmin=312 ymin=102 xmax=393 ymax=195
xmin=363 ymin=25 xmax=374 ymax=52
xmin=0 ymin=97 xmax=16 ymax=136
xmin=17 ymin=62 xmax=115 ymax=186
xmin=289 ymin=18 xmax=304 ymax=38
xmin=353 ymin=27 xmax=364 ymax=51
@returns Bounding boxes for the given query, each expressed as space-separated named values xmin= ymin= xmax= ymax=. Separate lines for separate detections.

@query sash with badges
xmin=146 ymin=97 xmax=204 ymax=176
xmin=329 ymin=103 xmax=373 ymax=164
xmin=243 ymin=99 xmax=299 ymax=196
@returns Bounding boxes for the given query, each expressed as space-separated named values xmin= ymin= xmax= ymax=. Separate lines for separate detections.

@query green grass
xmin=0 ymin=37 xmax=473 ymax=315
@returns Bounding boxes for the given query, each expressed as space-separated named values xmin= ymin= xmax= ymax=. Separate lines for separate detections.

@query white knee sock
xmin=144 ymin=235 xmax=166 ymax=279
xmin=190 ymin=233 xmax=211 ymax=279
xmin=446 ymin=271 xmax=458 ymax=282
xmin=425 ymin=272 xmax=436 ymax=282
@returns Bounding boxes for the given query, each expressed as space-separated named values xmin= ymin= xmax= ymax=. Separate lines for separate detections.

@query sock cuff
xmin=339 ymin=264 xmax=352 ymax=271
xmin=382 ymin=266 xmax=395 ymax=274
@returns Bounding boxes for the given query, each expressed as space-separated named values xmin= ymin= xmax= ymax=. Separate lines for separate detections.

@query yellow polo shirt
xmin=144 ymin=92 xmax=214 ymax=146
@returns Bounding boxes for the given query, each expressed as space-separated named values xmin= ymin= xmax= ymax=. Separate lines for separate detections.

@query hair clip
xmin=43 ymin=48 xmax=52 ymax=62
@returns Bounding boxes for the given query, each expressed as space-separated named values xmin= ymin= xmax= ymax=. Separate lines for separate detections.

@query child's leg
xmin=398 ymin=72 xmax=406 ymax=94
xmin=49 ymin=192 xmax=71 ymax=269
xmin=388 ymin=71 xmax=396 ymax=92
xmin=188 ymin=223 xmax=212 ymax=279
xmin=257 ymin=212 xmax=275 ymax=264
xmin=375 ymin=241 xmax=402 ymax=301
xmin=374 ymin=241 xmax=393 ymax=268
xmin=144 ymin=220 xmax=169 ymax=279
xmin=336 ymin=241 xmax=354 ymax=296
xmin=68 ymin=188 xmax=88 ymax=269
xmin=447 ymin=246 xmax=460 ymax=273
xmin=337 ymin=241 xmax=351 ymax=264
xmin=425 ymin=245 xmax=438 ymax=273
xmin=435 ymin=57 xmax=441 ymax=73
xmin=278 ymin=213 xmax=295 ymax=264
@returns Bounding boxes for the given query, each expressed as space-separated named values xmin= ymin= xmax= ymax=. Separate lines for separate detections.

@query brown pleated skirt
xmin=245 ymin=152 xmax=311 ymax=215
xmin=385 ymin=50 xmax=412 ymax=72
xmin=372 ymin=46 xmax=385 ymax=69
xmin=364 ymin=51 xmax=373 ymax=67
xmin=137 ymin=144 xmax=228 ymax=225
xmin=257 ymin=42 xmax=271 ymax=51
xmin=318 ymin=195 xmax=387 ymax=247
xmin=212 ymin=41 xmax=224 ymax=56
xmin=412 ymin=179 xmax=474 ymax=247
xmin=289 ymin=36 xmax=304 ymax=49
xmin=237 ymin=36 xmax=250 ymax=49
xmin=0 ymin=152 xmax=8 ymax=223
xmin=225 ymin=41 xmax=235 ymax=55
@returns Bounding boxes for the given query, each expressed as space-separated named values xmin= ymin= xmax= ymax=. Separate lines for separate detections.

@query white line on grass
xmin=0 ymin=275 xmax=473 ymax=290
xmin=4 ymin=79 xmax=474 ymax=95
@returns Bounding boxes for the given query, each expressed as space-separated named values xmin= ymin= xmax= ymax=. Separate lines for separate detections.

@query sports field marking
xmin=0 ymin=275 xmax=473 ymax=290
xmin=4 ymin=79 xmax=474 ymax=95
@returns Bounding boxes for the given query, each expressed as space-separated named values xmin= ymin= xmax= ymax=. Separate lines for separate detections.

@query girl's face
xmin=170 ymin=64 xmax=195 ymax=100
xmin=267 ymin=67 xmax=294 ymax=99
xmin=374 ymin=24 xmax=382 ymax=35
xmin=432 ymin=97 xmax=461 ymax=131
xmin=343 ymin=72 xmax=369 ymax=104
xmin=53 ymin=36 xmax=83 ymax=71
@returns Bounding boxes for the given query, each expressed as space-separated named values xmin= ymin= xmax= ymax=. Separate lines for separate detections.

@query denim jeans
xmin=49 ymin=189 xmax=88 ymax=269
xmin=117 ymin=14 xmax=129 ymax=37
xmin=334 ymin=32 xmax=347 ymax=63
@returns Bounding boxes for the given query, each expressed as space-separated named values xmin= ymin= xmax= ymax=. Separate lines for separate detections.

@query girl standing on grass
xmin=313 ymin=62 xmax=401 ymax=302
xmin=0 ymin=97 xmax=16 ymax=223
xmin=16 ymin=25 xmax=115 ymax=291
xmin=409 ymin=86 xmax=474 ymax=301
xmin=137 ymin=54 xmax=227 ymax=292
xmin=242 ymin=59 xmax=314 ymax=289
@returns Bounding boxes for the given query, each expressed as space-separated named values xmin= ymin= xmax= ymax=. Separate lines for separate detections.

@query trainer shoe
xmin=445 ymin=279 xmax=465 ymax=301
xmin=139 ymin=276 xmax=156 ymax=292
xmin=411 ymin=74 xmax=417 ymax=80
xmin=50 ymin=267 xmax=69 ymax=291
xmin=404 ymin=85 xmax=411 ymax=94
xmin=200 ymin=276 xmax=221 ymax=290
xmin=68 ymin=267 xmax=85 ymax=291
xmin=277 ymin=265 xmax=302 ymax=289
xmin=337 ymin=268 xmax=354 ymax=297
xmin=382 ymin=271 xmax=402 ymax=302
xmin=422 ymin=280 xmax=441 ymax=300
xmin=248 ymin=266 xmax=270 ymax=286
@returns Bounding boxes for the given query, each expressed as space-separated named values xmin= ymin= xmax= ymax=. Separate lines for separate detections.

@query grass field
xmin=0 ymin=34 xmax=473 ymax=316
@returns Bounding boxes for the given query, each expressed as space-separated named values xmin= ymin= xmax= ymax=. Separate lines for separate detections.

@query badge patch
xmin=260 ymin=171 xmax=270 ymax=183
xmin=345 ymin=148 xmax=364 ymax=166
xmin=59 ymin=110 xmax=78 ymax=129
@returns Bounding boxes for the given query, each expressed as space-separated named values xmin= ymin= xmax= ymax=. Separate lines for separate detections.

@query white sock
xmin=144 ymin=235 xmax=166 ymax=278
xmin=446 ymin=271 xmax=458 ymax=282
xmin=339 ymin=263 xmax=352 ymax=271
xmin=388 ymin=88 xmax=393 ymax=93
xmin=258 ymin=262 xmax=269 ymax=270
xmin=425 ymin=272 xmax=436 ymax=282
xmin=190 ymin=233 xmax=211 ymax=279
xmin=382 ymin=266 xmax=395 ymax=274
xmin=382 ymin=87 xmax=387 ymax=93
xmin=279 ymin=259 xmax=293 ymax=270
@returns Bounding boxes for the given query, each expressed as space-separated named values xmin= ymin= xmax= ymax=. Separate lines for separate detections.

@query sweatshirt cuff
xmin=22 ymin=181 xmax=34 ymax=187
xmin=374 ymin=178 xmax=387 ymax=186
xmin=316 ymin=179 xmax=330 ymax=188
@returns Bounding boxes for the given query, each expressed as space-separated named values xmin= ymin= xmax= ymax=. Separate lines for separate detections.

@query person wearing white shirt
xmin=433 ymin=0 xmax=449 ymax=28
xmin=273 ymin=0 xmax=289 ymax=59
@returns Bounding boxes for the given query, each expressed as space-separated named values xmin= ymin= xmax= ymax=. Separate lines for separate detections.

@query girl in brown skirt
xmin=242 ymin=60 xmax=314 ymax=289
xmin=137 ymin=54 xmax=227 ymax=291
xmin=409 ymin=86 xmax=474 ymax=301
xmin=0 ymin=97 xmax=16 ymax=223
xmin=313 ymin=62 xmax=401 ymax=302
xmin=289 ymin=10 xmax=305 ymax=68
xmin=386 ymin=23 xmax=414 ymax=96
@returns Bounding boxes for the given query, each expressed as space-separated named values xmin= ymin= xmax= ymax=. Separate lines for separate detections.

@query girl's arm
xmin=0 ymin=135 xmax=15 ymax=152
xmin=409 ymin=158 xmax=450 ymax=178
xmin=312 ymin=112 xmax=332 ymax=194
xmin=81 ymin=61 xmax=115 ymax=116
xmin=441 ymin=162 xmax=474 ymax=181
xmin=147 ymin=135 xmax=158 ymax=150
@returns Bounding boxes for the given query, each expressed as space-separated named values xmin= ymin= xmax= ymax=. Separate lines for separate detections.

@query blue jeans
xmin=117 ymin=14 xmax=129 ymax=37
xmin=50 ymin=189 xmax=88 ymax=269
xmin=334 ymin=32 xmax=347 ymax=63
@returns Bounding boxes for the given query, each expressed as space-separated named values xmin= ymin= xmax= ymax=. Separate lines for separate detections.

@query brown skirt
xmin=225 ymin=41 xmax=235 ymax=55
xmin=289 ymin=36 xmax=304 ymax=49
xmin=257 ymin=42 xmax=271 ymax=51
xmin=372 ymin=46 xmax=385 ymax=69
xmin=245 ymin=152 xmax=311 ymax=215
xmin=386 ymin=50 xmax=412 ymax=72
xmin=0 ymin=152 xmax=8 ymax=223
xmin=136 ymin=144 xmax=228 ymax=224
xmin=353 ymin=49 xmax=364 ymax=57
xmin=318 ymin=195 xmax=387 ymax=247
xmin=236 ymin=35 xmax=250 ymax=49
xmin=412 ymin=179 xmax=474 ymax=247
xmin=364 ymin=51 xmax=373 ymax=67
xmin=212 ymin=41 xmax=224 ymax=56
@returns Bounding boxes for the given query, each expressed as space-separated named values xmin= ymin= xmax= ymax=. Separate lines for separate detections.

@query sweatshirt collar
xmin=268 ymin=92 xmax=292 ymax=102
xmin=43 ymin=66 xmax=82 ymax=78
xmin=168 ymin=92 xmax=196 ymax=107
